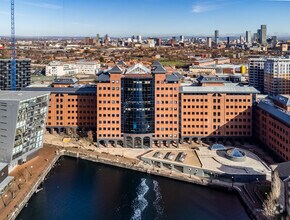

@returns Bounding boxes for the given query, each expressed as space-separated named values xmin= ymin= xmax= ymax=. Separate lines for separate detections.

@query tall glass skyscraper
xmin=260 ymin=25 xmax=267 ymax=45
xmin=214 ymin=30 xmax=219 ymax=44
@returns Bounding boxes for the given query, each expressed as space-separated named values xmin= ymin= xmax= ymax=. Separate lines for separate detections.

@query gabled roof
xmin=96 ymin=73 xmax=110 ymax=82
xmin=166 ymin=72 xmax=182 ymax=82
xmin=152 ymin=65 xmax=166 ymax=74
xmin=126 ymin=63 xmax=151 ymax=74
xmin=109 ymin=65 xmax=123 ymax=74
xmin=152 ymin=60 xmax=162 ymax=67
xmin=117 ymin=60 xmax=128 ymax=67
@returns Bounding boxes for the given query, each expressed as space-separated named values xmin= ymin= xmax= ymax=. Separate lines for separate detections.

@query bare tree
xmin=87 ymin=130 xmax=94 ymax=142
xmin=263 ymin=170 xmax=282 ymax=219
xmin=9 ymin=181 xmax=18 ymax=199
xmin=271 ymin=171 xmax=281 ymax=200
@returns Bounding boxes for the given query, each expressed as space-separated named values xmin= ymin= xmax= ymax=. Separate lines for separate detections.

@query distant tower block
xmin=214 ymin=30 xmax=219 ymax=44
xmin=207 ymin=37 xmax=212 ymax=48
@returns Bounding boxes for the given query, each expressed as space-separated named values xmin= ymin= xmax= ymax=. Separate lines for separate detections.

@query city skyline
xmin=0 ymin=0 xmax=290 ymax=37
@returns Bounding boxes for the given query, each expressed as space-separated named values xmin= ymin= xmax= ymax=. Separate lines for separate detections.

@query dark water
xmin=17 ymin=156 xmax=250 ymax=220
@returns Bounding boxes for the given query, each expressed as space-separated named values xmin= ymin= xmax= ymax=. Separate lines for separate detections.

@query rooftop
xmin=52 ymin=77 xmax=78 ymax=84
xmin=180 ymin=84 xmax=259 ymax=94
xmin=257 ymin=100 xmax=290 ymax=125
xmin=272 ymin=94 xmax=290 ymax=107
xmin=272 ymin=161 xmax=290 ymax=180
xmin=0 ymin=91 xmax=50 ymax=101
xmin=22 ymin=86 xmax=96 ymax=94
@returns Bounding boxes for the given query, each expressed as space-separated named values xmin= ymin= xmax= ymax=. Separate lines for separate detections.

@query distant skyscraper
xmin=253 ymin=33 xmax=258 ymax=42
xmin=206 ymin=37 xmax=212 ymax=48
xmin=240 ymin=36 xmax=244 ymax=44
xmin=137 ymin=35 xmax=142 ymax=43
xmin=227 ymin=37 xmax=230 ymax=46
xmin=104 ymin=34 xmax=110 ymax=45
xmin=260 ymin=25 xmax=267 ymax=45
xmin=257 ymin=29 xmax=261 ymax=43
xmin=180 ymin=35 xmax=184 ymax=42
xmin=246 ymin=31 xmax=252 ymax=44
xmin=214 ymin=30 xmax=219 ymax=44
xmin=271 ymin=36 xmax=278 ymax=47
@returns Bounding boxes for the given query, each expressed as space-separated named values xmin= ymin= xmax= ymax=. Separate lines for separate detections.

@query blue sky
xmin=0 ymin=0 xmax=290 ymax=37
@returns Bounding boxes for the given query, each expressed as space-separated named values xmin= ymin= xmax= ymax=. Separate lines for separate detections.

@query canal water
xmin=17 ymin=156 xmax=249 ymax=220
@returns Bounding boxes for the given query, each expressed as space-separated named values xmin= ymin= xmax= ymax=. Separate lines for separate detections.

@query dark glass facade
xmin=121 ymin=77 xmax=155 ymax=134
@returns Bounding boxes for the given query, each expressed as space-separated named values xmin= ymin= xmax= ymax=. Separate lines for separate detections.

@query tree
xmin=87 ymin=130 xmax=94 ymax=142
xmin=9 ymin=181 xmax=18 ymax=199
xmin=263 ymin=170 xmax=282 ymax=219
xmin=99 ymin=56 xmax=105 ymax=63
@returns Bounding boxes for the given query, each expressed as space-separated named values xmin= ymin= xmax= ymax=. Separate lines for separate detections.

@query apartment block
xmin=0 ymin=91 xmax=50 ymax=170
xmin=248 ymin=58 xmax=266 ymax=93
xmin=254 ymin=95 xmax=290 ymax=161
xmin=264 ymin=58 xmax=290 ymax=95
xmin=0 ymin=59 xmax=31 ymax=90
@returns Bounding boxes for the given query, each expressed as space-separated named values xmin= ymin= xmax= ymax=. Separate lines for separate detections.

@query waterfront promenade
xmin=0 ymin=139 xmax=268 ymax=220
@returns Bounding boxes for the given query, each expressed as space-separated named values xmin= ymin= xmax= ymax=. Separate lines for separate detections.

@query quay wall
xmin=11 ymin=149 xmax=262 ymax=220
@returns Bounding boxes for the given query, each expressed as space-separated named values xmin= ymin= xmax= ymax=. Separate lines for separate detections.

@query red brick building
xmin=24 ymin=62 xmax=260 ymax=148
xmin=255 ymin=95 xmax=290 ymax=161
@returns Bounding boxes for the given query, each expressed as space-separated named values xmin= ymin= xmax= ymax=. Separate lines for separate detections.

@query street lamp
xmin=256 ymin=178 xmax=259 ymax=189
xmin=231 ymin=176 xmax=234 ymax=188
xmin=210 ymin=172 xmax=213 ymax=183
xmin=1 ymin=194 xmax=7 ymax=207
xmin=18 ymin=179 xmax=22 ymax=189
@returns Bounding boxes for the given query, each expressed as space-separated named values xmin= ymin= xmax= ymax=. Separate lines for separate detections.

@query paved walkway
xmin=0 ymin=146 xmax=57 ymax=220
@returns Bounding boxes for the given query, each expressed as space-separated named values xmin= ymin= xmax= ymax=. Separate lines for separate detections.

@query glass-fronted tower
xmin=121 ymin=64 xmax=154 ymax=148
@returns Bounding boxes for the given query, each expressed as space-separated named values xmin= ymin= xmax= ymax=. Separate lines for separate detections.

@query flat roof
xmin=272 ymin=94 xmax=290 ymax=107
xmin=180 ymin=84 xmax=259 ymax=94
xmin=142 ymin=149 xmax=202 ymax=168
xmin=0 ymin=91 xmax=50 ymax=101
xmin=196 ymin=147 xmax=270 ymax=175
xmin=257 ymin=101 xmax=290 ymax=125
xmin=0 ymin=162 xmax=7 ymax=171
xmin=22 ymin=86 xmax=96 ymax=94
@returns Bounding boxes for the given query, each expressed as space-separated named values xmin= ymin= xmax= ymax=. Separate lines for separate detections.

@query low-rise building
xmin=76 ymin=61 xmax=100 ymax=75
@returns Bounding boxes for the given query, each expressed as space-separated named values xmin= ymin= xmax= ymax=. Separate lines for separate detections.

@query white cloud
xmin=192 ymin=3 xmax=218 ymax=13
xmin=21 ymin=1 xmax=62 ymax=10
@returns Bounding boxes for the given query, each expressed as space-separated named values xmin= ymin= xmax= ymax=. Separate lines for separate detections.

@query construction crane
xmin=11 ymin=0 xmax=16 ymax=90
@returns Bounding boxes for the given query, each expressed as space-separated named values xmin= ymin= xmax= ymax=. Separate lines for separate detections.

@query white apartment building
xmin=46 ymin=61 xmax=100 ymax=76
xmin=75 ymin=61 xmax=100 ymax=75
xmin=264 ymin=57 xmax=290 ymax=95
